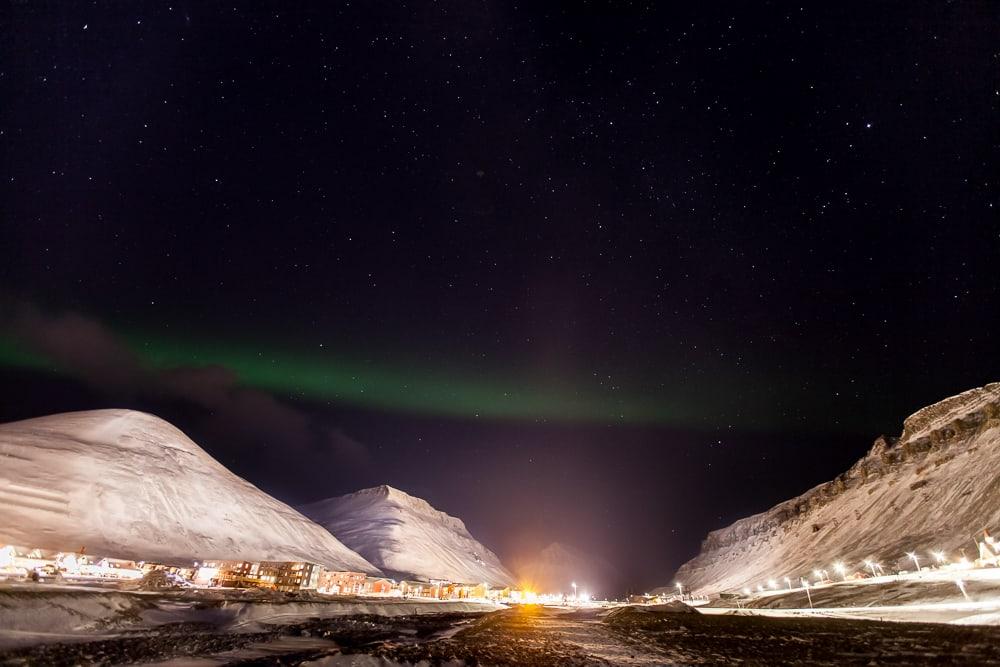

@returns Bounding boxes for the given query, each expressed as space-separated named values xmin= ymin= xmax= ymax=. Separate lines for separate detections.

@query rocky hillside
xmin=0 ymin=409 xmax=379 ymax=573
xmin=674 ymin=383 xmax=1000 ymax=595
xmin=300 ymin=485 xmax=515 ymax=586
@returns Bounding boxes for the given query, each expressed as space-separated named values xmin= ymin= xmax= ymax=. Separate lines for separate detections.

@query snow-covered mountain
xmin=674 ymin=383 xmax=1000 ymax=595
xmin=299 ymin=485 xmax=515 ymax=586
xmin=0 ymin=409 xmax=378 ymax=573
xmin=512 ymin=542 xmax=620 ymax=597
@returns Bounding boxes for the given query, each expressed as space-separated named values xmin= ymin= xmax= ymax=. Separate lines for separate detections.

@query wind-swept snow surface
xmin=300 ymin=485 xmax=515 ymax=586
xmin=0 ymin=409 xmax=378 ymax=573
xmin=674 ymin=383 xmax=1000 ymax=595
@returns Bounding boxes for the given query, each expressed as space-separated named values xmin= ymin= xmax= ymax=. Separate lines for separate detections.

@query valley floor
xmin=7 ymin=593 xmax=1000 ymax=665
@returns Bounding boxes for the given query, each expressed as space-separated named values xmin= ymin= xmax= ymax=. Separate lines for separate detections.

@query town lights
xmin=932 ymin=551 xmax=948 ymax=565
xmin=864 ymin=560 xmax=878 ymax=577
xmin=757 ymin=584 xmax=764 ymax=593
xmin=907 ymin=552 xmax=921 ymax=572
xmin=742 ymin=587 xmax=752 ymax=596
xmin=767 ymin=579 xmax=778 ymax=590
xmin=676 ymin=582 xmax=684 ymax=597
xmin=833 ymin=562 xmax=847 ymax=581
xmin=571 ymin=581 xmax=577 ymax=599
xmin=783 ymin=576 xmax=792 ymax=590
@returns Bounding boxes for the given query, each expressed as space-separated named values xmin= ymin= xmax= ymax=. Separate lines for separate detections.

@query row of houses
xmin=194 ymin=558 xmax=513 ymax=599
xmin=1 ymin=545 xmax=517 ymax=600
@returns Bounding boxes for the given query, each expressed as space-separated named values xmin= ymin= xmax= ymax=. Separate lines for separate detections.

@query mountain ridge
xmin=0 ymin=409 xmax=379 ymax=573
xmin=673 ymin=382 xmax=1000 ymax=595
xmin=300 ymin=485 xmax=515 ymax=586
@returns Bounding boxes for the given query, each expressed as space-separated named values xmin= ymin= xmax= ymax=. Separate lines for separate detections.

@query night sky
xmin=2 ymin=2 xmax=998 ymax=594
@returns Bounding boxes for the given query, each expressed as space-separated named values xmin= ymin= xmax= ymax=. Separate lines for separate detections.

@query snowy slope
xmin=512 ymin=542 xmax=620 ymax=597
xmin=674 ymin=383 xmax=1000 ymax=595
xmin=299 ymin=485 xmax=515 ymax=586
xmin=0 ymin=409 xmax=379 ymax=573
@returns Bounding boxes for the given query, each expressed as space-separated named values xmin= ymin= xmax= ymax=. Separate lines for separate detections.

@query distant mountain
xmin=673 ymin=382 xmax=1000 ymax=595
xmin=299 ymin=485 xmax=515 ymax=586
xmin=512 ymin=542 xmax=620 ymax=597
xmin=0 ymin=409 xmax=378 ymax=573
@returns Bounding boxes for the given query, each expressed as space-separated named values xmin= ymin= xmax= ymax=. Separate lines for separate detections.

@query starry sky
xmin=2 ymin=2 xmax=998 ymax=594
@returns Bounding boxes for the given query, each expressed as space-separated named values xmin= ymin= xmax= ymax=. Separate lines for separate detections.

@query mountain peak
xmin=300 ymin=487 xmax=515 ymax=586
xmin=0 ymin=409 xmax=379 ymax=573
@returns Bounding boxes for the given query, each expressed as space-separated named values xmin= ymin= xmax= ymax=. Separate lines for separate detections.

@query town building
xmin=204 ymin=560 xmax=321 ymax=592
xmin=317 ymin=569 xmax=367 ymax=595
xmin=364 ymin=577 xmax=398 ymax=595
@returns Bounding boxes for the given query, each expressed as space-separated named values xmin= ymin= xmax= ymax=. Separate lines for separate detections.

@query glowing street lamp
xmin=757 ymin=584 xmax=764 ymax=593
xmin=742 ymin=587 xmax=752 ymax=596
xmin=907 ymin=552 xmax=921 ymax=572
xmin=932 ymin=551 xmax=948 ymax=565
xmin=676 ymin=582 xmax=684 ymax=598
xmin=864 ymin=560 xmax=878 ymax=578
xmin=800 ymin=579 xmax=813 ymax=608
xmin=767 ymin=579 xmax=778 ymax=590
xmin=783 ymin=576 xmax=792 ymax=590
xmin=833 ymin=562 xmax=847 ymax=581
xmin=956 ymin=578 xmax=970 ymax=601
xmin=571 ymin=581 xmax=577 ymax=600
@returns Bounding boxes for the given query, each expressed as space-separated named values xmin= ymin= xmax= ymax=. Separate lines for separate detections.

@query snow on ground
xmin=0 ymin=409 xmax=378 ymax=573
xmin=299 ymin=485 xmax=515 ymax=586
xmin=674 ymin=382 xmax=1000 ymax=595
xmin=0 ymin=583 xmax=498 ymax=649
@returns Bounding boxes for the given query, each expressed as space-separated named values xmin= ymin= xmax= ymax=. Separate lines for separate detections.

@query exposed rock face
xmin=674 ymin=383 xmax=1000 ymax=595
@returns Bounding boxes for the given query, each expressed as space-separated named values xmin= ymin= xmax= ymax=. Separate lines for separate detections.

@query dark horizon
xmin=2 ymin=1 xmax=998 ymax=595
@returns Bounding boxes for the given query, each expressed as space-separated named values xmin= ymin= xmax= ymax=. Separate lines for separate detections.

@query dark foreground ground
xmin=5 ymin=605 xmax=1000 ymax=666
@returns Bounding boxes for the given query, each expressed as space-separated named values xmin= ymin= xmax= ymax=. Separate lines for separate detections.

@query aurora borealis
xmin=3 ymin=1 xmax=998 ymax=593
xmin=2 ymin=327 xmax=693 ymax=423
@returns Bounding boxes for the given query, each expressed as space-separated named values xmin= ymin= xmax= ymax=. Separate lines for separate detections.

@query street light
xmin=864 ymin=560 xmax=878 ymax=578
xmin=676 ymin=582 xmax=684 ymax=599
xmin=833 ymin=562 xmax=847 ymax=581
xmin=784 ymin=576 xmax=792 ymax=590
xmin=767 ymin=579 xmax=778 ymax=590
xmin=571 ymin=581 xmax=577 ymax=600
xmin=956 ymin=578 xmax=970 ymax=601
xmin=932 ymin=551 xmax=948 ymax=565
xmin=800 ymin=579 xmax=814 ymax=608
xmin=907 ymin=552 xmax=921 ymax=572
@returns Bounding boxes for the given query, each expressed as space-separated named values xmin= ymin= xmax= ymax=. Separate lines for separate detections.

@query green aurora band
xmin=0 ymin=332 xmax=703 ymax=424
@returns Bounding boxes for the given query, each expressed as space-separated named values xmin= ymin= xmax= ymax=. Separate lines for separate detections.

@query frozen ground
xmin=699 ymin=567 xmax=1000 ymax=624
xmin=7 ymin=591 xmax=1000 ymax=665
xmin=0 ymin=583 xmax=497 ymax=651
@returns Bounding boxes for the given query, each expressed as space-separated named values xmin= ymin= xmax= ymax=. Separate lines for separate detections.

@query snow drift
xmin=674 ymin=382 xmax=1000 ymax=595
xmin=299 ymin=485 xmax=515 ymax=586
xmin=0 ymin=409 xmax=378 ymax=573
